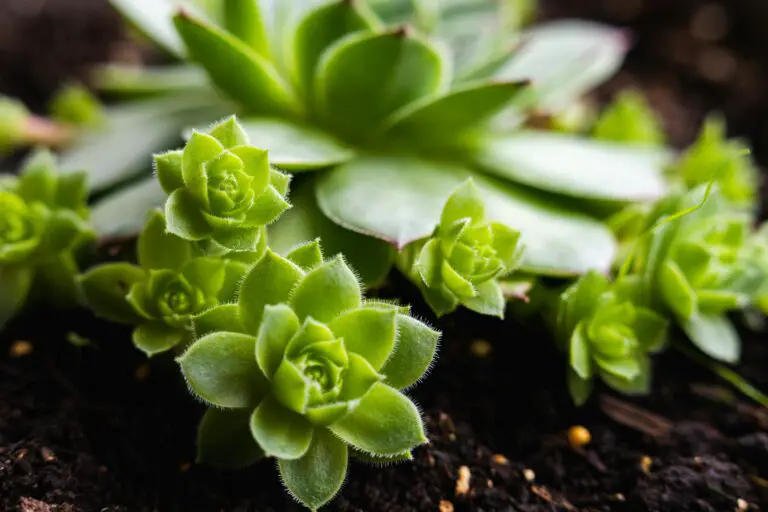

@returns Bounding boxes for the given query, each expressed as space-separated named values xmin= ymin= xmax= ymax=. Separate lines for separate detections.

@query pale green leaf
xmin=133 ymin=322 xmax=186 ymax=356
xmin=166 ymin=188 xmax=214 ymax=241
xmin=224 ymin=0 xmax=270 ymax=56
xmin=250 ymin=395 xmax=314 ymax=459
xmin=463 ymin=279 xmax=506 ymax=318
xmin=329 ymin=307 xmax=397 ymax=370
xmin=659 ymin=260 xmax=698 ymax=319
xmin=567 ymin=368 xmax=593 ymax=406
xmin=682 ymin=314 xmax=741 ymax=364
xmin=0 ymin=266 xmax=34 ymax=329
xmin=79 ymin=263 xmax=147 ymax=324
xmin=256 ymin=304 xmax=301 ymax=379
xmin=289 ymin=255 xmax=361 ymax=323
xmin=285 ymin=239 xmax=323 ymax=271
xmin=138 ymin=209 xmax=192 ymax=270
xmin=569 ymin=322 xmax=592 ymax=379
xmin=379 ymin=314 xmax=439 ymax=390
xmin=193 ymin=304 xmax=245 ymax=338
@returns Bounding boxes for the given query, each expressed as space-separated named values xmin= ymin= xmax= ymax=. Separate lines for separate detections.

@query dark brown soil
xmin=1 ymin=1 xmax=768 ymax=511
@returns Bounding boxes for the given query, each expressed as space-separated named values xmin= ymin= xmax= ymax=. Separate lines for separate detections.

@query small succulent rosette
xmin=399 ymin=179 xmax=523 ymax=317
xmin=155 ymin=116 xmax=291 ymax=254
xmin=554 ymin=271 xmax=668 ymax=405
xmin=0 ymin=150 xmax=94 ymax=326
xmin=179 ymin=240 xmax=439 ymax=510
xmin=80 ymin=210 xmax=249 ymax=356
xmin=591 ymin=89 xmax=664 ymax=146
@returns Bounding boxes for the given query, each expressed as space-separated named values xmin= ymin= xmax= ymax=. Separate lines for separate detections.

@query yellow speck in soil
xmin=640 ymin=455 xmax=653 ymax=474
xmin=40 ymin=447 xmax=56 ymax=462
xmin=567 ymin=425 xmax=591 ymax=448
xmin=134 ymin=363 xmax=151 ymax=381
xmin=10 ymin=341 xmax=33 ymax=358
xmin=615 ymin=493 xmax=626 ymax=501
xmin=439 ymin=500 xmax=454 ymax=512
xmin=737 ymin=498 xmax=749 ymax=510
xmin=492 ymin=454 xmax=509 ymax=465
xmin=523 ymin=468 xmax=536 ymax=482
xmin=470 ymin=339 xmax=492 ymax=358
xmin=455 ymin=465 xmax=471 ymax=496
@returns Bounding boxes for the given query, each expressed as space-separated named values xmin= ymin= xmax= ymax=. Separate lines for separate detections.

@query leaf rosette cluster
xmin=179 ymin=240 xmax=439 ymax=510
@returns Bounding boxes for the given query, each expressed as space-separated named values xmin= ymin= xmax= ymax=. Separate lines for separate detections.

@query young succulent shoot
xmin=80 ymin=209 xmax=250 ymax=356
xmin=155 ymin=115 xmax=291 ymax=255
xmin=554 ymin=271 xmax=668 ymax=405
xmin=669 ymin=115 xmax=758 ymax=209
xmin=398 ymin=179 xmax=523 ymax=318
xmin=180 ymin=240 xmax=439 ymax=510
xmin=624 ymin=186 xmax=766 ymax=364
xmin=591 ymin=89 xmax=664 ymax=146
xmin=0 ymin=150 xmax=94 ymax=328
xmin=92 ymin=0 xmax=664 ymax=289
xmin=49 ymin=83 xmax=106 ymax=129
xmin=0 ymin=96 xmax=74 ymax=152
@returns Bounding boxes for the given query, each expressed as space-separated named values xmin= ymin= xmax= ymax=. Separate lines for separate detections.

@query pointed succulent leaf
xmin=316 ymin=155 xmax=617 ymax=275
xmin=415 ymin=238 xmax=443 ymax=288
xmin=239 ymin=249 xmax=305 ymax=334
xmin=285 ymin=239 xmax=324 ymax=271
xmin=197 ymin=407 xmax=265 ymax=469
xmin=250 ymin=395 xmax=314 ymax=460
xmin=193 ymin=304 xmax=245 ymax=338
xmin=329 ymin=382 xmax=426 ymax=456
xmin=223 ymin=0 xmax=270 ymax=56
xmin=208 ymin=115 xmax=250 ymax=149
xmin=351 ymin=448 xmax=413 ymax=465
xmin=682 ymin=313 xmax=741 ymax=363
xmin=273 ymin=359 xmax=311 ymax=414
xmin=440 ymin=179 xmax=485 ymax=227
xmin=659 ymin=260 xmax=698 ymax=319
xmin=244 ymin=185 xmax=291 ymax=226
xmin=17 ymin=150 xmax=57 ymax=206
xmin=600 ymin=357 xmax=651 ymax=395
xmin=569 ymin=322 xmax=593 ymax=379
xmin=180 ymin=257 xmax=227 ymax=298
xmin=165 ymin=188 xmax=214 ymax=241
xmin=289 ymin=255 xmax=362 ymax=323
xmin=462 ymin=279 xmax=506 ymax=318
xmin=596 ymin=356 xmax=642 ymax=381
xmin=278 ymin=429 xmax=348 ymax=510
xmin=633 ymin=309 xmax=668 ymax=353
xmin=256 ymin=304 xmax=301 ymax=379
xmin=178 ymin=332 xmax=268 ymax=408
xmin=0 ymin=266 xmax=33 ymax=329
xmin=567 ymin=369 xmax=594 ymax=406
xmin=338 ymin=353 xmax=381 ymax=402
xmin=138 ymin=209 xmax=192 ymax=270
xmin=475 ymin=131 xmax=670 ymax=202
xmin=382 ymin=80 xmax=529 ymax=143
xmin=379 ymin=314 xmax=439 ymax=390
xmin=238 ymin=118 xmax=355 ymax=171
xmin=133 ymin=322 xmax=186 ymax=357
xmin=154 ymin=150 xmax=184 ymax=195
xmin=213 ymin=225 xmax=264 ymax=252
xmin=79 ymin=263 xmax=147 ymax=324
xmin=173 ymin=11 xmax=299 ymax=116
xmin=316 ymin=29 xmax=450 ymax=141
xmin=329 ymin=307 xmax=397 ymax=370
xmin=292 ymin=0 xmax=381 ymax=101
xmin=593 ymin=90 xmax=664 ymax=146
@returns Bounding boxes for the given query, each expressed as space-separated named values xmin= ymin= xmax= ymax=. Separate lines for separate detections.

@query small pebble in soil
xmin=469 ymin=339 xmax=492 ymax=358
xmin=523 ymin=468 xmax=536 ymax=482
xmin=455 ymin=465 xmax=471 ymax=496
xmin=39 ymin=447 xmax=55 ymax=462
xmin=567 ymin=425 xmax=591 ymax=448
xmin=738 ymin=498 xmax=749 ymax=510
xmin=9 ymin=340 xmax=33 ymax=358
xmin=491 ymin=454 xmax=509 ymax=465
xmin=134 ymin=363 xmax=151 ymax=381
xmin=640 ymin=455 xmax=653 ymax=474
xmin=438 ymin=499 xmax=454 ymax=512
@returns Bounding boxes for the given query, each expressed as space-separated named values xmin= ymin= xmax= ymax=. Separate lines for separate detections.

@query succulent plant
xmin=80 ymin=210 xmax=251 ymax=356
xmin=0 ymin=150 xmax=94 ymax=327
xmin=70 ymin=0 xmax=673 ymax=293
xmin=553 ymin=270 xmax=668 ymax=405
xmin=591 ymin=89 xmax=664 ymax=146
xmin=180 ymin=240 xmax=439 ymax=509
xmin=398 ymin=179 xmax=523 ymax=317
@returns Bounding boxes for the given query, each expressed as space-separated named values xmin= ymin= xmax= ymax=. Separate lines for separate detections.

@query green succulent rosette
xmin=591 ymin=89 xmax=664 ymax=146
xmin=398 ymin=179 xmax=523 ymax=317
xmin=156 ymin=116 xmax=291 ymax=254
xmin=80 ymin=210 xmax=249 ymax=356
xmin=553 ymin=271 xmax=668 ymax=405
xmin=179 ymin=240 xmax=439 ymax=510
xmin=0 ymin=150 xmax=94 ymax=327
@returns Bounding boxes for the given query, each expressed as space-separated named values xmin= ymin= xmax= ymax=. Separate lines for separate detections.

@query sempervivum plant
xmin=73 ymin=0 xmax=672 ymax=292
xmin=0 ymin=150 xmax=94 ymax=328
xmin=552 ymin=271 xmax=668 ymax=405
xmin=179 ymin=240 xmax=439 ymax=509
xmin=397 ymin=179 xmax=523 ymax=317
xmin=79 ymin=210 xmax=250 ymax=356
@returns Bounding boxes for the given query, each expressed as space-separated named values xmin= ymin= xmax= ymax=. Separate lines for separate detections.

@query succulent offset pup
xmin=0 ymin=150 xmax=94 ymax=328
xmin=179 ymin=240 xmax=439 ymax=509
xmin=80 ymin=210 xmax=252 ymax=356
xmin=398 ymin=179 xmax=524 ymax=317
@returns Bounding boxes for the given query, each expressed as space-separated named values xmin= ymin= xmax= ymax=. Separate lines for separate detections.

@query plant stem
xmin=22 ymin=115 xmax=75 ymax=148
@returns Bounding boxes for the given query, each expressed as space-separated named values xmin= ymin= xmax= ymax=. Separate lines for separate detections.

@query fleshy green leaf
xmin=278 ymin=429 xmax=348 ymax=510
xmin=475 ymin=131 xmax=669 ymax=202
xmin=133 ymin=322 xmax=186 ymax=356
xmin=596 ymin=356 xmax=641 ymax=381
xmin=285 ymin=239 xmax=324 ymax=271
xmin=415 ymin=238 xmax=443 ymax=288
xmin=440 ymin=178 xmax=484 ymax=226
xmin=682 ymin=314 xmax=741 ymax=363
xmin=338 ymin=353 xmax=381 ymax=401
xmin=291 ymin=0 xmax=380 ymax=102
xmin=659 ymin=260 xmax=698 ymax=319
xmin=17 ymin=150 xmax=57 ymax=206
xmin=197 ymin=407 xmax=265 ymax=468
xmin=567 ymin=368 xmax=593 ymax=406
xmin=79 ymin=263 xmax=147 ymax=324
xmin=138 ymin=209 xmax=192 ymax=270
xmin=379 ymin=314 xmax=439 ymax=390
xmin=232 ymin=118 xmax=355 ymax=171
xmin=316 ymin=29 xmax=450 ymax=142
xmin=250 ymin=395 xmax=314 ymax=459
xmin=329 ymin=383 xmax=427 ymax=456
xmin=0 ymin=266 xmax=33 ymax=329
xmin=633 ymin=309 xmax=668 ymax=353
xmin=256 ymin=304 xmax=301 ymax=379
xmin=316 ymin=155 xmax=617 ymax=275
xmin=109 ymin=0 xmax=196 ymax=57
xmin=382 ymin=80 xmax=529 ymax=143
xmin=223 ymin=0 xmax=270 ymax=56
xmin=154 ymin=150 xmax=185 ymax=195
xmin=213 ymin=225 xmax=264 ymax=252
xmin=239 ymin=249 xmax=305 ymax=334
xmin=569 ymin=322 xmax=592 ymax=379
xmin=173 ymin=11 xmax=299 ymax=116
xmin=462 ymin=279 xmax=506 ymax=318
xmin=178 ymin=332 xmax=268 ymax=408
xmin=329 ymin=307 xmax=397 ymax=370
xmin=193 ymin=304 xmax=245 ymax=338
xmin=165 ymin=188 xmax=214 ymax=241
xmin=289 ymin=255 xmax=362 ymax=323
xmin=273 ymin=359 xmax=311 ymax=414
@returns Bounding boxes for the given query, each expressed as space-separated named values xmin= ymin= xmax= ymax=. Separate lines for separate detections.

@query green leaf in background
xmin=475 ymin=131 xmax=671 ymax=202
xmin=494 ymin=20 xmax=629 ymax=114
xmin=90 ymin=177 xmax=166 ymax=236
xmin=316 ymin=29 xmax=450 ymax=142
xmin=223 ymin=0 xmax=270 ymax=56
xmin=174 ymin=11 xmax=300 ymax=117
xmin=592 ymin=89 xmax=665 ymax=146
xmin=682 ymin=313 xmax=741 ymax=364
xmin=316 ymin=155 xmax=617 ymax=275
xmin=197 ymin=408 xmax=265 ymax=468
xmin=92 ymin=64 xmax=211 ymax=99
xmin=0 ymin=265 xmax=34 ymax=329
xmin=239 ymin=118 xmax=355 ymax=170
